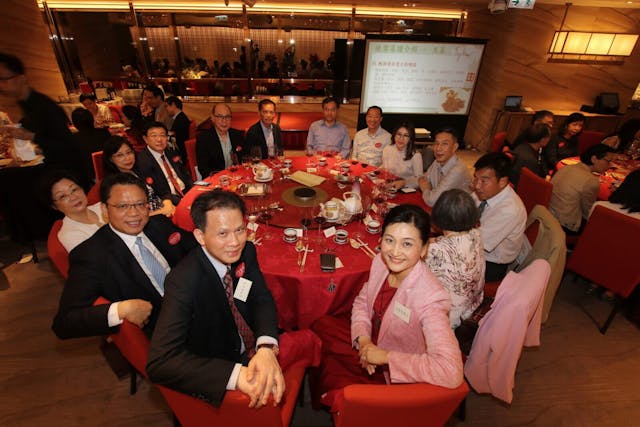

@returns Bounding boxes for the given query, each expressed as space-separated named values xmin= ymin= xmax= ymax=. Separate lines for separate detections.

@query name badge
xmin=234 ymin=277 xmax=252 ymax=302
xmin=393 ymin=301 xmax=411 ymax=323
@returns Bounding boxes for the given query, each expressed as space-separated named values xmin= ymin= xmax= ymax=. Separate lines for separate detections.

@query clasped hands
xmin=357 ymin=336 xmax=389 ymax=375
xmin=237 ymin=347 xmax=285 ymax=408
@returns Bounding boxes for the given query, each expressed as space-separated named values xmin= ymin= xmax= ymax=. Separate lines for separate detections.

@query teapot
xmin=252 ymin=164 xmax=273 ymax=180
xmin=342 ymin=191 xmax=362 ymax=214
xmin=320 ymin=200 xmax=342 ymax=221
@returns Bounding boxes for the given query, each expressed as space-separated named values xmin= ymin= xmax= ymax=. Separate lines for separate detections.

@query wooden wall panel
xmin=0 ymin=0 xmax=67 ymax=122
xmin=464 ymin=4 xmax=640 ymax=151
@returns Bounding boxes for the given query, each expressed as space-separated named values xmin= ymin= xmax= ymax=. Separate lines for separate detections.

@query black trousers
xmin=485 ymin=261 xmax=510 ymax=282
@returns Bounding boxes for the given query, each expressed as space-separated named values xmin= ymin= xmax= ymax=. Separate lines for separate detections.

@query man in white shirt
xmin=418 ymin=127 xmax=471 ymax=207
xmin=472 ymin=152 xmax=527 ymax=282
xmin=306 ymin=96 xmax=351 ymax=158
xmin=351 ymin=106 xmax=390 ymax=167
xmin=52 ymin=173 xmax=196 ymax=339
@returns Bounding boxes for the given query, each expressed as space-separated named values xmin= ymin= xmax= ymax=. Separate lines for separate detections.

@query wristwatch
xmin=257 ymin=343 xmax=280 ymax=356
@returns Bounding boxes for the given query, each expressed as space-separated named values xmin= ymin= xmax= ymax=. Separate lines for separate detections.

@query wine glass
xmin=305 ymin=146 xmax=316 ymax=166
xmin=313 ymin=203 xmax=327 ymax=243
xmin=250 ymin=145 xmax=262 ymax=165
xmin=260 ymin=194 xmax=274 ymax=240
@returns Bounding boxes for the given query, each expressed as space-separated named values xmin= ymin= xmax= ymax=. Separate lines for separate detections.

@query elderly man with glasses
xmin=52 ymin=173 xmax=197 ymax=340
xmin=196 ymin=103 xmax=245 ymax=177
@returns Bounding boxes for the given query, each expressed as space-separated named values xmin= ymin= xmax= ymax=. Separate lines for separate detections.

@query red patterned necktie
xmin=223 ymin=268 xmax=256 ymax=357
xmin=161 ymin=154 xmax=184 ymax=197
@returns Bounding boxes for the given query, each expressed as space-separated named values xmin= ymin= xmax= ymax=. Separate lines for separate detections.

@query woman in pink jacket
xmin=312 ymin=204 xmax=463 ymax=412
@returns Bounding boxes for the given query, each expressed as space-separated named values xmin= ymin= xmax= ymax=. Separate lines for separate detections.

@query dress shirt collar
xmin=109 ymin=224 xmax=147 ymax=249
xmin=436 ymin=154 xmax=459 ymax=175
xmin=367 ymin=126 xmax=384 ymax=137
xmin=483 ymin=184 xmax=514 ymax=211
xmin=321 ymin=120 xmax=338 ymax=128
xmin=260 ymin=121 xmax=272 ymax=133
xmin=146 ymin=146 xmax=165 ymax=161
xmin=200 ymin=246 xmax=229 ymax=281
xmin=172 ymin=111 xmax=181 ymax=120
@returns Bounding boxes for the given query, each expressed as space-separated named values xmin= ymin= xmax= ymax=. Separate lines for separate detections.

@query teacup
xmin=253 ymin=165 xmax=273 ymax=181
xmin=219 ymin=174 xmax=230 ymax=187
xmin=323 ymin=201 xmax=340 ymax=221
xmin=318 ymin=157 xmax=327 ymax=166
xmin=283 ymin=228 xmax=298 ymax=243
xmin=366 ymin=219 xmax=381 ymax=234
xmin=284 ymin=159 xmax=293 ymax=168
xmin=335 ymin=229 xmax=349 ymax=244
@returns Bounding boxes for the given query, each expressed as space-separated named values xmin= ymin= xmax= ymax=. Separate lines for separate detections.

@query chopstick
xmin=357 ymin=238 xmax=377 ymax=258
xmin=300 ymin=244 xmax=309 ymax=272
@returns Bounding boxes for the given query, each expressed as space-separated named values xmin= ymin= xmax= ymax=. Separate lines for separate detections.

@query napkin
xmin=289 ymin=171 xmax=326 ymax=187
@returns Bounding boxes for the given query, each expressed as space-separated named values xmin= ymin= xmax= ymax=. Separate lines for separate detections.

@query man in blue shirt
xmin=306 ymin=96 xmax=351 ymax=158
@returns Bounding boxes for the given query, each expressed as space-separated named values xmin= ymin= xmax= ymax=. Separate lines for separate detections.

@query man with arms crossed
xmin=147 ymin=191 xmax=285 ymax=407
xmin=52 ymin=173 xmax=196 ymax=339
xmin=351 ymin=106 xmax=390 ymax=167
xmin=418 ymin=127 xmax=471 ymax=207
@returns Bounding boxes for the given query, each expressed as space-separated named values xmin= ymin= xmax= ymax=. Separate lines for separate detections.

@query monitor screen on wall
xmin=360 ymin=37 xmax=486 ymax=115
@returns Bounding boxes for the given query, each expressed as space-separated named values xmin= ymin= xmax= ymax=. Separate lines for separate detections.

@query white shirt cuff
xmin=107 ymin=302 xmax=124 ymax=327
xmin=226 ymin=363 xmax=242 ymax=390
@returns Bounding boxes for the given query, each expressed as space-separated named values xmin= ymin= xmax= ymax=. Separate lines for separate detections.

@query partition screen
xmin=360 ymin=37 xmax=486 ymax=115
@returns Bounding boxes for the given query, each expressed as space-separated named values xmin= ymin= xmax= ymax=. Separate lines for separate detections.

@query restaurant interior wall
xmin=0 ymin=0 xmax=68 ymax=123
xmin=463 ymin=3 xmax=640 ymax=151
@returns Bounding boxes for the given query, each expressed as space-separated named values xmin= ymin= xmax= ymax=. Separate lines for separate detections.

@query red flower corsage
xmin=235 ymin=145 xmax=243 ymax=152
xmin=172 ymin=155 xmax=182 ymax=163
xmin=146 ymin=177 xmax=154 ymax=185
xmin=559 ymin=142 xmax=565 ymax=148
xmin=168 ymin=232 xmax=181 ymax=245
xmin=235 ymin=262 xmax=245 ymax=278
xmin=375 ymin=142 xmax=382 ymax=148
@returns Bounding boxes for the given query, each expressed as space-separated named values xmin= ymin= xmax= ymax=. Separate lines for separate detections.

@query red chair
xmin=92 ymin=151 xmax=105 ymax=182
xmin=333 ymin=382 xmax=468 ymax=427
xmin=86 ymin=181 xmax=101 ymax=205
xmin=95 ymin=295 xmax=318 ymax=427
xmin=516 ymin=167 xmax=553 ymax=243
xmin=188 ymin=119 xmax=197 ymax=140
xmin=577 ymin=130 xmax=605 ymax=155
xmin=185 ymin=138 xmax=198 ymax=181
xmin=566 ymin=205 xmax=640 ymax=334
xmin=47 ymin=220 xmax=69 ymax=278
xmin=107 ymin=105 xmax=123 ymax=124
xmin=490 ymin=131 xmax=508 ymax=153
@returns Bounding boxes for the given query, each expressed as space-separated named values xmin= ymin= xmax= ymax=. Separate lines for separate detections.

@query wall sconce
xmin=548 ymin=3 xmax=639 ymax=64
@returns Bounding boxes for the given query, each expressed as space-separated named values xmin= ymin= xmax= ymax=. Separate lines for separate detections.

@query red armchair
xmin=566 ymin=205 xmax=640 ymax=334
xmin=47 ymin=220 xmax=69 ymax=278
xmin=577 ymin=130 xmax=605 ymax=155
xmin=184 ymin=138 xmax=198 ymax=181
xmin=92 ymin=151 xmax=105 ymax=182
xmin=490 ymin=131 xmax=508 ymax=153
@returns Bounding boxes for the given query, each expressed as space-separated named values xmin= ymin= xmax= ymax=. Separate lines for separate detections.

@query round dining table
xmin=173 ymin=155 xmax=427 ymax=330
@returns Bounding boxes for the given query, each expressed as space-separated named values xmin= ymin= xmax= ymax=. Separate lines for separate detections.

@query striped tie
xmin=223 ymin=268 xmax=256 ymax=357
xmin=135 ymin=237 xmax=166 ymax=293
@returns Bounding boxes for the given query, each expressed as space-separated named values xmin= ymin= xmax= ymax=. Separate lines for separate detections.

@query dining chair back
xmin=333 ymin=382 xmax=469 ymax=427
xmin=490 ymin=131 xmax=508 ymax=153
xmin=47 ymin=219 xmax=69 ymax=278
xmin=184 ymin=138 xmax=199 ymax=181
xmin=464 ymin=259 xmax=550 ymax=403
xmin=577 ymin=130 xmax=605 ymax=155
xmin=108 ymin=105 xmax=123 ymax=124
xmin=516 ymin=167 xmax=552 ymax=215
xmin=86 ymin=181 xmax=101 ymax=205
xmin=188 ymin=119 xmax=197 ymax=140
xmin=515 ymin=205 xmax=566 ymax=323
xmin=96 ymin=295 xmax=317 ymax=427
xmin=566 ymin=205 xmax=640 ymax=333
xmin=92 ymin=151 xmax=105 ymax=182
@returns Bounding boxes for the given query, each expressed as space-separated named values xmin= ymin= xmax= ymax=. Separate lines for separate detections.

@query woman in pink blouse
xmin=311 ymin=204 xmax=463 ymax=412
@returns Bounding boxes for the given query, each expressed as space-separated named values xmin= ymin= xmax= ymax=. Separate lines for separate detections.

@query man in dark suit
xmin=195 ymin=103 xmax=244 ymax=177
xmin=52 ymin=173 xmax=197 ymax=339
xmin=147 ymin=190 xmax=284 ymax=408
xmin=165 ymin=96 xmax=191 ymax=161
xmin=244 ymin=99 xmax=283 ymax=159
xmin=136 ymin=121 xmax=193 ymax=205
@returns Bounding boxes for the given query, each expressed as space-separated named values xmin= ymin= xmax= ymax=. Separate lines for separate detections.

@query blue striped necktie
xmin=135 ymin=236 xmax=166 ymax=292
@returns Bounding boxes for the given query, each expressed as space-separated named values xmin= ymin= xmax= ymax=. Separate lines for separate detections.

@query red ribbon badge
xmin=172 ymin=155 xmax=181 ymax=163
xmin=235 ymin=145 xmax=243 ymax=152
xmin=235 ymin=262 xmax=245 ymax=278
xmin=375 ymin=143 xmax=382 ymax=148
xmin=559 ymin=142 xmax=565 ymax=148
xmin=168 ymin=232 xmax=181 ymax=245
xmin=146 ymin=177 xmax=154 ymax=185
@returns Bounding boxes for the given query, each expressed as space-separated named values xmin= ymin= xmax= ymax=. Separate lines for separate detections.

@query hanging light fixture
xmin=549 ymin=2 xmax=638 ymax=64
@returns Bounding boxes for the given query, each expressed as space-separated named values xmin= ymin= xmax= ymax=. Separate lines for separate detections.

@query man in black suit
xmin=165 ymin=96 xmax=191 ymax=161
xmin=195 ymin=103 xmax=244 ymax=177
xmin=146 ymin=190 xmax=284 ymax=408
xmin=244 ymin=99 xmax=283 ymax=159
xmin=136 ymin=121 xmax=193 ymax=205
xmin=52 ymin=173 xmax=197 ymax=339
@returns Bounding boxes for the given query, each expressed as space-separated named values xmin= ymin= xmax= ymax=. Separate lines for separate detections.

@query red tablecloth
xmin=173 ymin=156 xmax=426 ymax=330
xmin=557 ymin=154 xmax=640 ymax=201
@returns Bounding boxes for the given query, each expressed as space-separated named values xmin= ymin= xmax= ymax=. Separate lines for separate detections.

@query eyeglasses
xmin=214 ymin=114 xmax=232 ymax=121
xmin=147 ymin=133 xmax=168 ymax=139
xmin=395 ymin=133 xmax=411 ymax=139
xmin=107 ymin=202 xmax=149 ymax=212
xmin=112 ymin=150 xmax=134 ymax=159
xmin=53 ymin=186 xmax=81 ymax=203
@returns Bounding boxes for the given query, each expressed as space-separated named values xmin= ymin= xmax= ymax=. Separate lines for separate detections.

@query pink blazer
xmin=464 ymin=259 xmax=551 ymax=403
xmin=351 ymin=255 xmax=463 ymax=389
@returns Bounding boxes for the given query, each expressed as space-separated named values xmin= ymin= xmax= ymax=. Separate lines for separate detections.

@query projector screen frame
xmin=357 ymin=34 xmax=488 ymax=147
